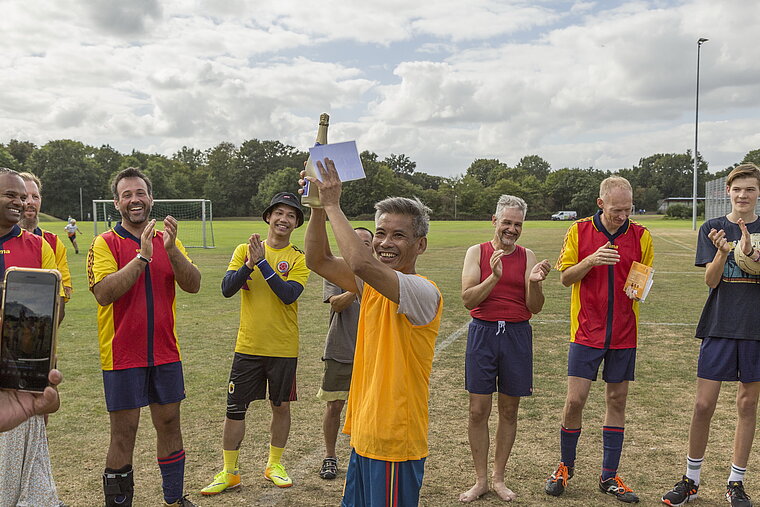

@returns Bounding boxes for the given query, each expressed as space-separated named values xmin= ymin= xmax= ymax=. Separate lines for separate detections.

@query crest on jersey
xmin=277 ymin=261 xmax=290 ymax=274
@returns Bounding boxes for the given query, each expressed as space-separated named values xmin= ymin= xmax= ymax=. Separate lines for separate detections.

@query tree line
xmin=1 ymin=138 xmax=758 ymax=220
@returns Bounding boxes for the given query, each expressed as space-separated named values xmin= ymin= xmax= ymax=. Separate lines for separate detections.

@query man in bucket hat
xmin=202 ymin=191 xmax=311 ymax=494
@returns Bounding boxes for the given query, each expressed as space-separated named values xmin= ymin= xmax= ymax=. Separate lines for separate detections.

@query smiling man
xmin=303 ymin=159 xmax=443 ymax=507
xmin=202 ymin=191 xmax=310 ymax=495
xmin=88 ymin=167 xmax=201 ymax=507
xmin=545 ymin=176 xmax=653 ymax=504
xmin=459 ymin=195 xmax=551 ymax=503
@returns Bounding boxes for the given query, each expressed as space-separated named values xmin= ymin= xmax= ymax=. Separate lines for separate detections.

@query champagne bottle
xmin=302 ymin=113 xmax=330 ymax=208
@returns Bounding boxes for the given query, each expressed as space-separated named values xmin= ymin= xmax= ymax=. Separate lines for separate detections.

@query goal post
xmin=92 ymin=199 xmax=215 ymax=248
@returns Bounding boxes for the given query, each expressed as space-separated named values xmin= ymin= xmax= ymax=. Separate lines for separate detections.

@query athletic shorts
xmin=567 ymin=342 xmax=636 ymax=383
xmin=697 ymin=337 xmax=760 ymax=383
xmin=465 ymin=318 xmax=533 ymax=397
xmin=316 ymin=359 xmax=353 ymax=402
xmin=341 ymin=449 xmax=425 ymax=507
xmin=102 ymin=361 xmax=185 ymax=412
xmin=226 ymin=353 xmax=297 ymax=419
xmin=68 ymin=234 xmax=76 ymax=241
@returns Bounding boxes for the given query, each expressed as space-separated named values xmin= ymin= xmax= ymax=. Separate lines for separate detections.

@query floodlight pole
xmin=693 ymin=37 xmax=708 ymax=230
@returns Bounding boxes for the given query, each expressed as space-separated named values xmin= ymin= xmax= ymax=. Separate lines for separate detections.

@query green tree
xmin=466 ymin=159 xmax=506 ymax=186
xmin=515 ymin=155 xmax=551 ymax=182
xmin=6 ymin=139 xmax=36 ymax=166
xmin=251 ymin=167 xmax=302 ymax=213
xmin=383 ymin=153 xmax=416 ymax=176
xmin=0 ymin=147 xmax=19 ymax=170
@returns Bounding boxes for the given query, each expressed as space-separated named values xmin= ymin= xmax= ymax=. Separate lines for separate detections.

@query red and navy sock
xmin=158 ymin=449 xmax=185 ymax=504
xmin=560 ymin=426 xmax=581 ymax=468
xmin=601 ymin=426 xmax=625 ymax=480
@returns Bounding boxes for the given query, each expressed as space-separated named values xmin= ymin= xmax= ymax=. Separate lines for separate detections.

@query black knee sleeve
xmin=103 ymin=465 xmax=134 ymax=507
xmin=227 ymin=403 xmax=248 ymax=421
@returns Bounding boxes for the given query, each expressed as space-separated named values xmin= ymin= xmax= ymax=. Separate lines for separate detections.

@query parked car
xmin=551 ymin=210 xmax=578 ymax=221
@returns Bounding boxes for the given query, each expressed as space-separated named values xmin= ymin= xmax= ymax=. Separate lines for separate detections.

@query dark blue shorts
xmin=465 ymin=318 xmax=533 ymax=397
xmin=567 ymin=342 xmax=636 ymax=383
xmin=103 ymin=361 xmax=185 ymax=412
xmin=341 ymin=449 xmax=425 ymax=507
xmin=697 ymin=337 xmax=760 ymax=382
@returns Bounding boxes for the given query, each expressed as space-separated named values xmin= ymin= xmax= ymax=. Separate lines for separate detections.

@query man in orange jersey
xmin=303 ymin=158 xmax=443 ymax=507
xmin=88 ymin=167 xmax=201 ymax=507
xmin=545 ymin=176 xmax=653 ymax=503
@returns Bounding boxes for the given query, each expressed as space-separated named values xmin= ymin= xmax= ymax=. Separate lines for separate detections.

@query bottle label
xmin=303 ymin=179 xmax=311 ymax=197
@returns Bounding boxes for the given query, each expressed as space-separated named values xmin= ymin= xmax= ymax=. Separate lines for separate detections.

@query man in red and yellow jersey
xmin=87 ymin=167 xmax=201 ymax=507
xmin=545 ymin=176 xmax=653 ymax=504
xmin=18 ymin=172 xmax=73 ymax=302
xmin=0 ymin=167 xmax=65 ymax=506
xmin=303 ymin=159 xmax=443 ymax=507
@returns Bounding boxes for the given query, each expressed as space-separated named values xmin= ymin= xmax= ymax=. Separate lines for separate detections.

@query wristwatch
xmin=136 ymin=253 xmax=152 ymax=263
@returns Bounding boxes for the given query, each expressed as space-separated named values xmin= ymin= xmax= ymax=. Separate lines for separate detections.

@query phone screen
xmin=0 ymin=271 xmax=59 ymax=391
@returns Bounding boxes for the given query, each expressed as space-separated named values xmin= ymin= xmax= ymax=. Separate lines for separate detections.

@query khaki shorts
xmin=316 ymin=359 xmax=353 ymax=402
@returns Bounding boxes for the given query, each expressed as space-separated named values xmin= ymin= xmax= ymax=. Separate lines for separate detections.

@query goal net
xmin=92 ymin=199 xmax=215 ymax=248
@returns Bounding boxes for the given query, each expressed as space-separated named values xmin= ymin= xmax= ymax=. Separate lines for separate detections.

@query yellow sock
xmin=267 ymin=445 xmax=284 ymax=467
xmin=223 ymin=450 xmax=239 ymax=473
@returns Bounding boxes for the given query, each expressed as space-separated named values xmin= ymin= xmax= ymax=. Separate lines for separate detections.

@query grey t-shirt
xmin=323 ymin=279 xmax=361 ymax=363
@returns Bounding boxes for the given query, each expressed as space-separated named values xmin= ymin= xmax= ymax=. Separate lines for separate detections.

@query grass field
xmin=40 ymin=216 xmax=743 ymax=506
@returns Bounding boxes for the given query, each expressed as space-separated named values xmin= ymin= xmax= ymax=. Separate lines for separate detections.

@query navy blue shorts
xmin=567 ymin=342 xmax=636 ymax=383
xmin=698 ymin=337 xmax=760 ymax=382
xmin=103 ymin=361 xmax=185 ymax=412
xmin=465 ymin=318 xmax=533 ymax=397
xmin=342 ymin=449 xmax=425 ymax=507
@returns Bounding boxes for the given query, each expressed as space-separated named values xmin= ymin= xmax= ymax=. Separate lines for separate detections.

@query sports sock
xmin=268 ymin=445 xmax=285 ymax=467
xmin=601 ymin=426 xmax=625 ymax=481
xmin=157 ymin=449 xmax=185 ymax=504
xmin=224 ymin=449 xmax=240 ymax=473
xmin=560 ymin=426 xmax=581 ymax=468
xmin=686 ymin=455 xmax=703 ymax=485
xmin=728 ymin=463 xmax=747 ymax=484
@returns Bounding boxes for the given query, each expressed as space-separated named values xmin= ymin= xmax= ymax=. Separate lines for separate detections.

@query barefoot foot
xmin=459 ymin=482 xmax=489 ymax=503
xmin=493 ymin=482 xmax=517 ymax=502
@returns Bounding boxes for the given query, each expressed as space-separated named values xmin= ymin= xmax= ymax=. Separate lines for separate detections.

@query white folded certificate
xmin=308 ymin=141 xmax=366 ymax=182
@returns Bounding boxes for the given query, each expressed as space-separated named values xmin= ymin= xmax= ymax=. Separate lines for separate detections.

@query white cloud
xmin=0 ymin=0 xmax=759 ymax=178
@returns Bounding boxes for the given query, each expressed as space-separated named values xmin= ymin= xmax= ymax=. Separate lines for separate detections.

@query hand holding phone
xmin=0 ymin=268 xmax=61 ymax=392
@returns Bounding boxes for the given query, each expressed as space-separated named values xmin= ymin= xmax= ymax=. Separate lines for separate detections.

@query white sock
xmin=728 ymin=463 xmax=747 ymax=484
xmin=686 ymin=455 xmax=703 ymax=485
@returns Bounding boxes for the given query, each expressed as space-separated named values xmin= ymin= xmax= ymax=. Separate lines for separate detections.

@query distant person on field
xmin=201 ymin=191 xmax=310 ymax=495
xmin=545 ymin=176 xmax=653 ymax=503
xmin=317 ymin=226 xmax=374 ymax=481
xmin=64 ymin=219 xmax=81 ymax=254
xmin=661 ymin=163 xmax=760 ymax=507
xmin=459 ymin=195 xmax=551 ymax=503
xmin=0 ymin=168 xmax=65 ymax=506
xmin=88 ymin=167 xmax=201 ymax=507
xmin=303 ymin=158 xmax=443 ymax=507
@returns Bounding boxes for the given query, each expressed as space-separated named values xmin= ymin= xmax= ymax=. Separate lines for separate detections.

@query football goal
xmin=92 ymin=199 xmax=215 ymax=248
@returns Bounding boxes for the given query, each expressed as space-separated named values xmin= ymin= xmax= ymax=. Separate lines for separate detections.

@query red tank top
xmin=470 ymin=242 xmax=531 ymax=322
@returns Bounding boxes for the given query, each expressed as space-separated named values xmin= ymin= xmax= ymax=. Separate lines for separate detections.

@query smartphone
xmin=0 ymin=267 xmax=61 ymax=392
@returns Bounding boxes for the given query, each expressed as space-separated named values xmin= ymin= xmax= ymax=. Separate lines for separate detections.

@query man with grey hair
xmin=459 ymin=194 xmax=551 ymax=503
xmin=303 ymin=158 xmax=443 ymax=507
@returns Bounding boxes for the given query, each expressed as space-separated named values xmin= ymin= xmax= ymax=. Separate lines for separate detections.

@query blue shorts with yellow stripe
xmin=342 ymin=448 xmax=425 ymax=507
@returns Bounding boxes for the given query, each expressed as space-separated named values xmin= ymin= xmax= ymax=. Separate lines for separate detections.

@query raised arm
xmin=704 ymin=228 xmax=731 ymax=288
xmin=303 ymin=203 xmax=359 ymax=293
xmin=461 ymin=244 xmax=498 ymax=310
xmin=163 ymin=216 xmax=201 ymax=293
xmin=560 ymin=242 xmax=619 ymax=287
xmin=91 ymin=220 xmax=156 ymax=306
xmin=308 ymin=159 xmax=402 ymax=302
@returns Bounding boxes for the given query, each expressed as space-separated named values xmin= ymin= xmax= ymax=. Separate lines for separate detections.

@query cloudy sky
xmin=2 ymin=0 xmax=759 ymax=177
